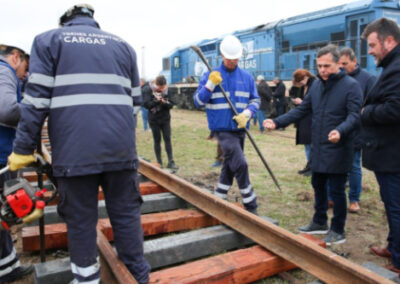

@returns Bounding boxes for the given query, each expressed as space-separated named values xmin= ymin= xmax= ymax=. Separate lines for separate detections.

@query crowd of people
xmin=1 ymin=2 xmax=400 ymax=282
xmin=264 ymin=17 xmax=400 ymax=274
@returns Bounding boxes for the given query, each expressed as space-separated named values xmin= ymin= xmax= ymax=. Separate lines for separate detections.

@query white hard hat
xmin=59 ymin=4 xmax=95 ymax=26
xmin=257 ymin=75 xmax=264 ymax=81
xmin=220 ymin=35 xmax=243 ymax=59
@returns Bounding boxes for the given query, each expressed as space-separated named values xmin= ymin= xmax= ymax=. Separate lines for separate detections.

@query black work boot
xmin=166 ymin=161 xmax=179 ymax=170
xmin=1 ymin=264 xmax=34 ymax=283
xmin=246 ymin=207 xmax=258 ymax=216
xmin=298 ymin=161 xmax=311 ymax=175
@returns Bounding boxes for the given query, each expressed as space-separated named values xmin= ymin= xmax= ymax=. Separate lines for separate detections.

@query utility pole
xmin=141 ymin=46 xmax=146 ymax=79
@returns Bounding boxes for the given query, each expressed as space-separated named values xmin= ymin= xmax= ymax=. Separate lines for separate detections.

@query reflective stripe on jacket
xmin=0 ymin=60 xmax=21 ymax=164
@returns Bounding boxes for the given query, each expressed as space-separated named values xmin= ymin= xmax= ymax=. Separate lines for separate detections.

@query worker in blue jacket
xmin=7 ymin=4 xmax=150 ymax=284
xmin=0 ymin=45 xmax=33 ymax=283
xmin=264 ymin=44 xmax=362 ymax=246
xmin=194 ymin=35 xmax=260 ymax=214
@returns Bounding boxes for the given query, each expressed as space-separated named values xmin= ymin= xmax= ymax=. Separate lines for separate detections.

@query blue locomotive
xmin=162 ymin=0 xmax=400 ymax=84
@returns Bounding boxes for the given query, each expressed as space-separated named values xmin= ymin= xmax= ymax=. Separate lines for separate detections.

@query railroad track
xmin=19 ymin=129 xmax=395 ymax=284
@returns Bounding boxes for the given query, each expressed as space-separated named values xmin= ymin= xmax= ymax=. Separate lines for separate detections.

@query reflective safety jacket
xmin=13 ymin=16 xmax=142 ymax=177
xmin=0 ymin=59 xmax=21 ymax=165
xmin=194 ymin=63 xmax=259 ymax=131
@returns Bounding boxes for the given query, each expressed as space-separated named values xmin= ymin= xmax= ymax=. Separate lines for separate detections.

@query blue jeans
xmin=252 ymin=115 xmax=257 ymax=125
xmin=141 ymin=107 xmax=148 ymax=130
xmin=348 ymin=150 xmax=362 ymax=202
xmin=276 ymin=103 xmax=285 ymax=117
xmin=375 ymin=172 xmax=400 ymax=268
xmin=304 ymin=144 xmax=311 ymax=162
xmin=327 ymin=150 xmax=362 ymax=203
xmin=256 ymin=110 xmax=266 ymax=131
xmin=312 ymin=172 xmax=347 ymax=234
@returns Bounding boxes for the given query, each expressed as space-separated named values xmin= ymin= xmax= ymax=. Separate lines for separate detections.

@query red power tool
xmin=0 ymin=154 xmax=56 ymax=230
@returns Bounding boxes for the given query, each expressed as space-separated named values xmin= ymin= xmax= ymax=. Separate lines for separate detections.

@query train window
xmin=360 ymin=57 xmax=367 ymax=69
xmin=350 ymin=20 xmax=358 ymax=37
xmin=309 ymin=41 xmax=328 ymax=50
xmin=331 ymin=32 xmax=345 ymax=46
xmin=162 ymin=58 xmax=170 ymax=71
xmin=200 ymin=43 xmax=216 ymax=52
xmin=351 ymin=40 xmax=357 ymax=54
xmin=361 ymin=39 xmax=367 ymax=55
xmin=282 ymin=41 xmax=290 ymax=52
xmin=303 ymin=55 xmax=310 ymax=70
xmin=292 ymin=44 xmax=308 ymax=52
xmin=360 ymin=24 xmax=367 ymax=37
xmin=173 ymin=57 xmax=180 ymax=69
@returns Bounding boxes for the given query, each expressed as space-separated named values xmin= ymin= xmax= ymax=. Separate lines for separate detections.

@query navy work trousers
xmin=375 ymin=172 xmax=400 ymax=268
xmin=214 ymin=131 xmax=257 ymax=211
xmin=312 ymin=172 xmax=347 ymax=234
xmin=57 ymin=169 xmax=150 ymax=284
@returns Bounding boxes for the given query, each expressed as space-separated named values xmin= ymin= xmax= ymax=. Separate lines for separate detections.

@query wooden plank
xmin=149 ymin=234 xmax=324 ymax=284
xmin=149 ymin=246 xmax=294 ymax=283
xmin=22 ymin=209 xmax=220 ymax=251
xmin=138 ymin=158 xmax=392 ymax=284
xmin=23 ymin=171 xmax=47 ymax=182
xmin=139 ymin=182 xmax=168 ymax=195
xmin=97 ymin=228 xmax=137 ymax=284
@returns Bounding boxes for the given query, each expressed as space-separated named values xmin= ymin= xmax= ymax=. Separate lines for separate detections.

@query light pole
xmin=141 ymin=46 xmax=146 ymax=79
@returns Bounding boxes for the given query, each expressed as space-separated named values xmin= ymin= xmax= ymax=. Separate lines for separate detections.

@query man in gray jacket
xmin=0 ymin=44 xmax=32 ymax=282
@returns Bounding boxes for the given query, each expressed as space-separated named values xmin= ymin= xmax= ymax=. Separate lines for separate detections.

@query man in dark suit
xmin=264 ymin=44 xmax=362 ymax=246
xmin=361 ymin=18 xmax=400 ymax=275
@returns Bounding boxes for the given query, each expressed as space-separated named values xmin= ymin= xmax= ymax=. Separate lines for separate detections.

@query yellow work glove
xmin=205 ymin=71 xmax=222 ymax=91
xmin=8 ymin=152 xmax=35 ymax=171
xmin=233 ymin=110 xmax=251 ymax=129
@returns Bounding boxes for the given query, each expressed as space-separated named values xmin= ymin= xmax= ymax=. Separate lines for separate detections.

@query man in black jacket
xmin=272 ymin=77 xmax=286 ymax=130
xmin=256 ymin=75 xmax=272 ymax=132
xmin=264 ymin=44 xmax=362 ymax=246
xmin=360 ymin=18 xmax=400 ymax=275
xmin=327 ymin=47 xmax=376 ymax=213
xmin=143 ymin=75 xmax=178 ymax=169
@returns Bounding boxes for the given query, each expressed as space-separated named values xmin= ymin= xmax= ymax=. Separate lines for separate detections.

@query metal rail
xmin=138 ymin=158 xmax=393 ymax=284
xmin=97 ymin=228 xmax=137 ymax=284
